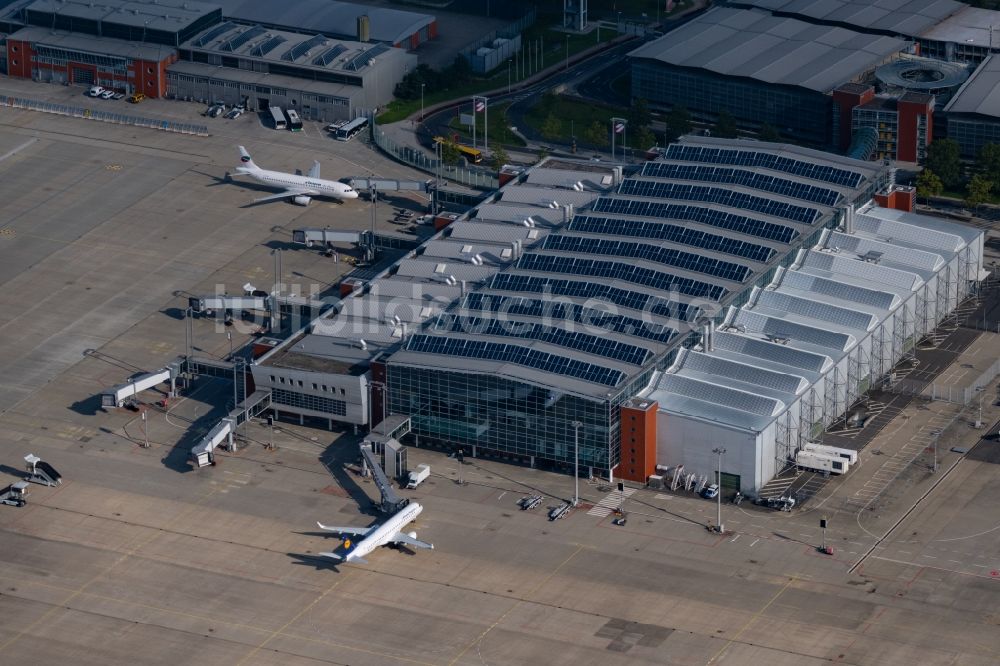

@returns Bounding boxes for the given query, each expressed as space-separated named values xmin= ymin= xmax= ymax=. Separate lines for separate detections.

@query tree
xmin=665 ymin=105 xmax=691 ymax=141
xmin=977 ymin=143 xmax=1000 ymax=189
xmin=966 ymin=174 xmax=993 ymax=209
xmin=440 ymin=138 xmax=461 ymax=165
xmin=915 ymin=168 xmax=943 ymax=202
xmin=583 ymin=121 xmax=607 ymax=147
xmin=628 ymin=97 xmax=651 ymax=132
xmin=925 ymin=139 xmax=962 ymax=189
xmin=490 ymin=143 xmax=509 ymax=172
xmin=758 ymin=124 xmax=781 ymax=142
xmin=715 ymin=110 xmax=738 ymax=139
xmin=541 ymin=112 xmax=563 ymax=141
xmin=632 ymin=125 xmax=656 ymax=151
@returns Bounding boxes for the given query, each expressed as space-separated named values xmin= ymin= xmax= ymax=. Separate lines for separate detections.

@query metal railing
xmin=889 ymin=357 xmax=1000 ymax=406
xmin=0 ymin=95 xmax=209 ymax=136
xmin=372 ymin=122 xmax=498 ymax=190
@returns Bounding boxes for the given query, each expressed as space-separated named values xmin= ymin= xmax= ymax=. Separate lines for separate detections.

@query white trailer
xmin=405 ymin=464 xmax=431 ymax=489
xmin=795 ymin=450 xmax=850 ymax=475
xmin=803 ymin=442 xmax=859 ymax=465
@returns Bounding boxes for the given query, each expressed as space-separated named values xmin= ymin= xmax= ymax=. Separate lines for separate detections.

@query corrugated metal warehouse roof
xmin=212 ymin=0 xmax=434 ymax=45
xmin=628 ymin=7 xmax=909 ymax=93
xmin=731 ymin=0 xmax=964 ymax=37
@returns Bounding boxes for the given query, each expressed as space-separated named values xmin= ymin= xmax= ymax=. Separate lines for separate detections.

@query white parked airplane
xmin=232 ymin=145 xmax=360 ymax=205
xmin=317 ymin=502 xmax=433 ymax=564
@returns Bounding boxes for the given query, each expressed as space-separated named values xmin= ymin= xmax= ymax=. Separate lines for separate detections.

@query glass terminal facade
xmin=387 ymin=364 xmax=656 ymax=475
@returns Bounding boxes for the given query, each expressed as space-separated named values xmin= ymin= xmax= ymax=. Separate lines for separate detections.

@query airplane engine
xmin=407 ymin=531 xmax=417 ymax=539
xmin=292 ymin=195 xmax=312 ymax=206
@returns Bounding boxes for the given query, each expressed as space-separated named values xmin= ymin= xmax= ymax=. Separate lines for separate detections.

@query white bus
xmin=269 ymin=106 xmax=287 ymax=130
xmin=335 ymin=116 xmax=368 ymax=141
xmin=286 ymin=108 xmax=303 ymax=131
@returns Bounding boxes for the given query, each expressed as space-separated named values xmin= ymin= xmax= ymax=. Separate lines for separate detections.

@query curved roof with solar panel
xmin=384 ymin=137 xmax=885 ymax=398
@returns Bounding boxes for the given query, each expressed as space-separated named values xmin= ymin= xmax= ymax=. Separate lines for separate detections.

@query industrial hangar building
xmin=943 ymin=55 xmax=1000 ymax=158
xmin=212 ymin=0 xmax=437 ymax=50
xmin=0 ymin=0 xmax=424 ymax=112
xmin=170 ymin=22 xmax=415 ymax=120
xmin=628 ymin=8 xmax=911 ymax=146
xmin=251 ymin=137 xmax=984 ymax=493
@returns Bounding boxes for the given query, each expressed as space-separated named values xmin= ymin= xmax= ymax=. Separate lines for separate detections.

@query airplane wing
xmin=307 ymin=160 xmax=321 ymax=179
xmin=316 ymin=521 xmax=370 ymax=537
xmin=252 ymin=187 xmax=321 ymax=204
xmin=391 ymin=532 xmax=434 ymax=550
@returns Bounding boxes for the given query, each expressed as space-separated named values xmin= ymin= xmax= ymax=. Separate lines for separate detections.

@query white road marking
xmin=729 ymin=534 xmax=741 ymax=543
xmin=749 ymin=539 xmax=759 ymax=547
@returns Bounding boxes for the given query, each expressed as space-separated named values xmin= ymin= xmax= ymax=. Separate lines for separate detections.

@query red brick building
xmin=6 ymin=27 xmax=177 ymax=97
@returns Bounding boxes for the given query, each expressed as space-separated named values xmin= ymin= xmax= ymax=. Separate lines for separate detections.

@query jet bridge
xmin=360 ymin=442 xmax=409 ymax=514
xmin=102 ymin=359 xmax=182 ymax=408
xmin=24 ymin=454 xmax=61 ymax=487
xmin=188 ymin=389 xmax=272 ymax=468
xmin=189 ymin=417 xmax=234 ymax=468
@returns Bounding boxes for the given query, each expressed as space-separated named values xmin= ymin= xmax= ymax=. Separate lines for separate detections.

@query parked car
xmin=127 ymin=92 xmax=145 ymax=104
xmin=224 ymin=106 xmax=244 ymax=119
xmin=99 ymin=89 xmax=115 ymax=100
xmin=207 ymin=103 xmax=226 ymax=118
xmin=112 ymin=92 xmax=125 ymax=100
xmin=700 ymin=483 xmax=720 ymax=500
xmin=88 ymin=86 xmax=106 ymax=97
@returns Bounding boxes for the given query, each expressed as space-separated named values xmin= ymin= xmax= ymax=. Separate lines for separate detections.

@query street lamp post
xmin=930 ymin=429 xmax=941 ymax=472
xmin=420 ymin=83 xmax=425 ymax=122
xmin=571 ymin=421 xmax=582 ymax=506
xmin=712 ymin=447 xmax=726 ymax=533
xmin=565 ymin=35 xmax=569 ymax=71
xmin=976 ymin=386 xmax=985 ymax=428
xmin=227 ymin=330 xmax=233 ymax=359
xmin=507 ymin=60 xmax=511 ymax=94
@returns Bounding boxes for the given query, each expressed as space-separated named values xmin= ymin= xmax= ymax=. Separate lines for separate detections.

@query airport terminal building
xmin=250 ymin=137 xmax=984 ymax=491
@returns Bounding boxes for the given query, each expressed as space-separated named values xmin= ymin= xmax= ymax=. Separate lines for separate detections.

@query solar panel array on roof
xmin=779 ymin=270 xmax=897 ymax=310
xmin=462 ymin=292 xmax=676 ymax=344
xmin=658 ymin=373 xmax=781 ymax=416
xmin=221 ymin=25 xmax=267 ymax=52
xmin=642 ymin=162 xmax=841 ymax=207
xmin=801 ymin=252 xmax=921 ymax=291
xmin=665 ymin=144 xmax=864 ymax=188
xmin=314 ymin=44 xmax=348 ymax=66
xmin=593 ymin=198 xmax=798 ymax=244
xmin=736 ymin=310 xmax=852 ymax=351
xmin=250 ymin=35 xmax=286 ymax=57
xmin=619 ymin=179 xmax=820 ymax=225
xmin=490 ymin=274 xmax=694 ymax=320
xmin=283 ymin=34 xmax=326 ymax=61
xmin=756 ymin=291 xmax=875 ymax=331
xmin=712 ymin=330 xmax=830 ymax=373
xmin=406 ymin=335 xmax=626 ymax=387
xmin=345 ymin=43 xmax=391 ymax=70
xmin=194 ymin=21 xmax=237 ymax=47
xmin=435 ymin=315 xmax=652 ymax=366
xmin=517 ymin=254 xmax=727 ymax=300
xmin=569 ymin=216 xmax=774 ymax=263
xmin=682 ymin=352 xmax=805 ymax=394
xmin=543 ymin=235 xmax=752 ymax=283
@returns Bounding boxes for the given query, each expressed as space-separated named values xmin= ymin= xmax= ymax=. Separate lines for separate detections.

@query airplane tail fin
xmin=238 ymin=145 xmax=259 ymax=170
